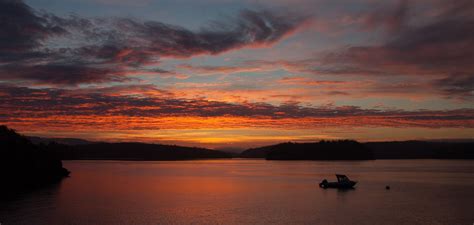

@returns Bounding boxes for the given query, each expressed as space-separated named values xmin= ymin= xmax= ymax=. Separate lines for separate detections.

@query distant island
xmin=366 ymin=141 xmax=474 ymax=159
xmin=241 ymin=140 xmax=474 ymax=160
xmin=0 ymin=125 xmax=70 ymax=193
xmin=241 ymin=140 xmax=374 ymax=160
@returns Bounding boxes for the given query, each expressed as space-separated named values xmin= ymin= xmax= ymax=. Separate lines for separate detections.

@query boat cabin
xmin=336 ymin=174 xmax=350 ymax=183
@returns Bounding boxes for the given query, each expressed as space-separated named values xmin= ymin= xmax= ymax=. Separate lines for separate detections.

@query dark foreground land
xmin=0 ymin=126 xmax=70 ymax=194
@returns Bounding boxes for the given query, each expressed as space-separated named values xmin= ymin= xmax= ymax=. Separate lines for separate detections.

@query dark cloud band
xmin=1 ymin=84 xmax=472 ymax=128
xmin=0 ymin=0 xmax=308 ymax=85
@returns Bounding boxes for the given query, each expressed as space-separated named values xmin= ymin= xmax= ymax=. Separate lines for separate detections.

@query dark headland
xmin=0 ymin=125 xmax=233 ymax=195
xmin=0 ymin=125 xmax=70 ymax=194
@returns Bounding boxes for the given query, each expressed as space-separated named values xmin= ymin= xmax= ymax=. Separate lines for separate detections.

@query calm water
xmin=1 ymin=159 xmax=474 ymax=225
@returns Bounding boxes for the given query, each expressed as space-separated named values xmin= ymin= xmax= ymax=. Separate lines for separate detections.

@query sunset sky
xmin=1 ymin=0 xmax=473 ymax=148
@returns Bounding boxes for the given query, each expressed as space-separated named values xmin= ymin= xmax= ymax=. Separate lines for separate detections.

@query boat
xmin=319 ymin=174 xmax=357 ymax=189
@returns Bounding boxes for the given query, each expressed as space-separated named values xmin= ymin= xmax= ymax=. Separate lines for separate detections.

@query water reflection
xmin=0 ymin=179 xmax=64 ymax=224
xmin=1 ymin=160 xmax=473 ymax=225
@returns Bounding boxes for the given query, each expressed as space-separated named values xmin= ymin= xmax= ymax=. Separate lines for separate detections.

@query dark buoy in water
xmin=385 ymin=185 xmax=390 ymax=190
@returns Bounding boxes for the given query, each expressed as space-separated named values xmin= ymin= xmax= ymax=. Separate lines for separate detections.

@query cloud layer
xmin=320 ymin=0 xmax=474 ymax=98
xmin=219 ymin=0 xmax=474 ymax=99
xmin=0 ymin=0 xmax=308 ymax=85
xmin=1 ymin=85 xmax=472 ymax=130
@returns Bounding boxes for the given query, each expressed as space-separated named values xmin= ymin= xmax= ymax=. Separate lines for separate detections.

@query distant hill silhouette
xmin=0 ymin=125 xmax=70 ymax=193
xmin=46 ymin=142 xmax=233 ymax=160
xmin=240 ymin=145 xmax=279 ymax=158
xmin=243 ymin=140 xmax=374 ymax=160
xmin=10 ymin=127 xmax=474 ymax=162
xmin=367 ymin=141 xmax=474 ymax=159
xmin=241 ymin=140 xmax=474 ymax=160
xmin=28 ymin=136 xmax=97 ymax=145
xmin=215 ymin=147 xmax=245 ymax=155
